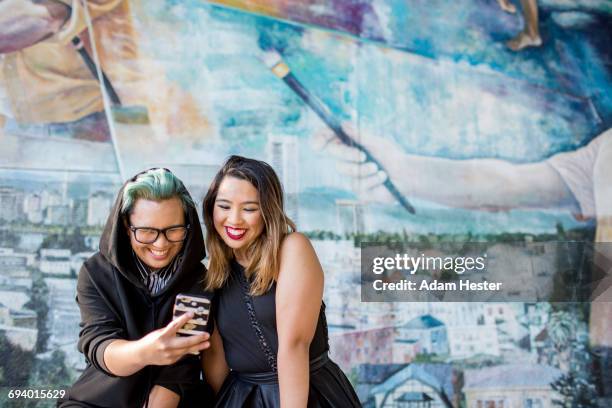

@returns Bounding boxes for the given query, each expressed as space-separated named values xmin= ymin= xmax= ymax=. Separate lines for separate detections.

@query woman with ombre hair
xmin=202 ymin=155 xmax=360 ymax=407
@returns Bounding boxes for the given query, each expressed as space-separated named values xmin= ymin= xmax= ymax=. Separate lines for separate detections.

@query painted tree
xmin=548 ymin=310 xmax=599 ymax=407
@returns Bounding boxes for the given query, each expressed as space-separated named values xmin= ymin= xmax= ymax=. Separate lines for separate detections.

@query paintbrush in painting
xmin=262 ymin=48 xmax=416 ymax=214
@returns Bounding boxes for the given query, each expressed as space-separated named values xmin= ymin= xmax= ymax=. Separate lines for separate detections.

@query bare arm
xmin=104 ymin=312 xmax=210 ymax=377
xmin=146 ymin=385 xmax=180 ymax=408
xmin=202 ymin=327 xmax=230 ymax=394
xmin=0 ymin=0 xmax=70 ymax=53
xmin=276 ymin=233 xmax=324 ymax=408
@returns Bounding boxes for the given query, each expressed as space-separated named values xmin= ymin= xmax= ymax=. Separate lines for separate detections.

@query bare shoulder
xmin=280 ymin=231 xmax=313 ymax=254
xmin=280 ymin=232 xmax=319 ymax=263
xmin=278 ymin=233 xmax=322 ymax=276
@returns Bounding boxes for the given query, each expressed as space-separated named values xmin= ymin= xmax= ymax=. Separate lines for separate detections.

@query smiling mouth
xmin=149 ymin=248 xmax=169 ymax=259
xmin=225 ymin=226 xmax=246 ymax=240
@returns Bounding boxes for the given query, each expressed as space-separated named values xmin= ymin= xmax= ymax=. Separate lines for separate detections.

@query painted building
xmin=87 ymin=192 xmax=113 ymax=226
xmin=464 ymin=364 xmax=562 ymax=408
xmin=0 ymin=186 xmax=24 ymax=222
xmin=268 ymin=134 xmax=299 ymax=225
xmin=40 ymin=249 xmax=72 ymax=275
xmin=0 ymin=248 xmax=31 ymax=272
xmin=44 ymin=278 xmax=84 ymax=371
xmin=45 ymin=204 xmax=72 ymax=226
xmin=0 ymin=300 xmax=38 ymax=352
xmin=447 ymin=325 xmax=500 ymax=359
xmin=397 ymin=315 xmax=449 ymax=356
xmin=329 ymin=325 xmax=396 ymax=370
xmin=366 ymin=363 xmax=456 ymax=408
xmin=23 ymin=193 xmax=43 ymax=224
xmin=71 ymin=252 xmax=94 ymax=275
xmin=393 ymin=339 xmax=421 ymax=363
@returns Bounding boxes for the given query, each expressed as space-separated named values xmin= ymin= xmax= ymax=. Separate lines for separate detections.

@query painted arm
xmin=394 ymin=155 xmax=575 ymax=211
xmin=0 ymin=0 xmax=70 ymax=53
xmin=276 ymin=232 xmax=324 ymax=407
xmin=593 ymin=134 xmax=612 ymax=241
xmin=202 ymin=327 xmax=230 ymax=394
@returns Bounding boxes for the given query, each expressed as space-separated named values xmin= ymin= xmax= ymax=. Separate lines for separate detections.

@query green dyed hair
xmin=121 ymin=168 xmax=195 ymax=216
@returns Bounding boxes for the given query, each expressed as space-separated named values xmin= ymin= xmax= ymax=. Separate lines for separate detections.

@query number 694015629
xmin=7 ymin=389 xmax=66 ymax=399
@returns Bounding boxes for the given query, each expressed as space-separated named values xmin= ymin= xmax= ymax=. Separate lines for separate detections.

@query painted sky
xmin=206 ymin=0 xmax=612 ymax=122
xmin=2 ymin=0 xmax=611 ymax=234
xmin=117 ymin=0 xmax=611 ymax=233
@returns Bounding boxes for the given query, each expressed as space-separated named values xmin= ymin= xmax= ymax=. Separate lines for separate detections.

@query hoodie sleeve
xmin=76 ymin=262 xmax=125 ymax=376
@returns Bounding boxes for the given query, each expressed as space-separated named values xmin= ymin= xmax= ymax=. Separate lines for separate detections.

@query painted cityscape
xmin=1 ymin=0 xmax=611 ymax=407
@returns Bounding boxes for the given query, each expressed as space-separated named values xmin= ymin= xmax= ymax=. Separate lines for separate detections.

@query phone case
xmin=173 ymin=293 xmax=211 ymax=336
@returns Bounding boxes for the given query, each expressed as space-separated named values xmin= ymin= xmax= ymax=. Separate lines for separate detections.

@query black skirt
xmin=214 ymin=354 xmax=362 ymax=407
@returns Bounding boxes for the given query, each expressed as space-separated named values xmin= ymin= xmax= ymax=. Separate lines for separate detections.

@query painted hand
xmin=312 ymin=124 xmax=408 ymax=204
xmin=0 ymin=0 xmax=70 ymax=53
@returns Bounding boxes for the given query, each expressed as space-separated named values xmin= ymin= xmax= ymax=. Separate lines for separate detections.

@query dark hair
xmin=203 ymin=155 xmax=295 ymax=294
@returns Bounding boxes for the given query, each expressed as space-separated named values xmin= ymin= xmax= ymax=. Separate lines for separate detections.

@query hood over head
xmin=98 ymin=169 xmax=206 ymax=294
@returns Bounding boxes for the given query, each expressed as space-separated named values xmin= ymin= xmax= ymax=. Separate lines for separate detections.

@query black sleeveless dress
xmin=213 ymin=260 xmax=361 ymax=407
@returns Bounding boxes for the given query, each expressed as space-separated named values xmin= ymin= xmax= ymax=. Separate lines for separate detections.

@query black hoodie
xmin=59 ymin=177 xmax=212 ymax=408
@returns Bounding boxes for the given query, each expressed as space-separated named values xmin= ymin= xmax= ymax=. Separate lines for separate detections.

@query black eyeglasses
xmin=128 ymin=224 xmax=190 ymax=244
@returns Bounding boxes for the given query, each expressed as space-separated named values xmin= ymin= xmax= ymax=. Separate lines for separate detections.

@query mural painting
xmin=1 ymin=0 xmax=611 ymax=406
